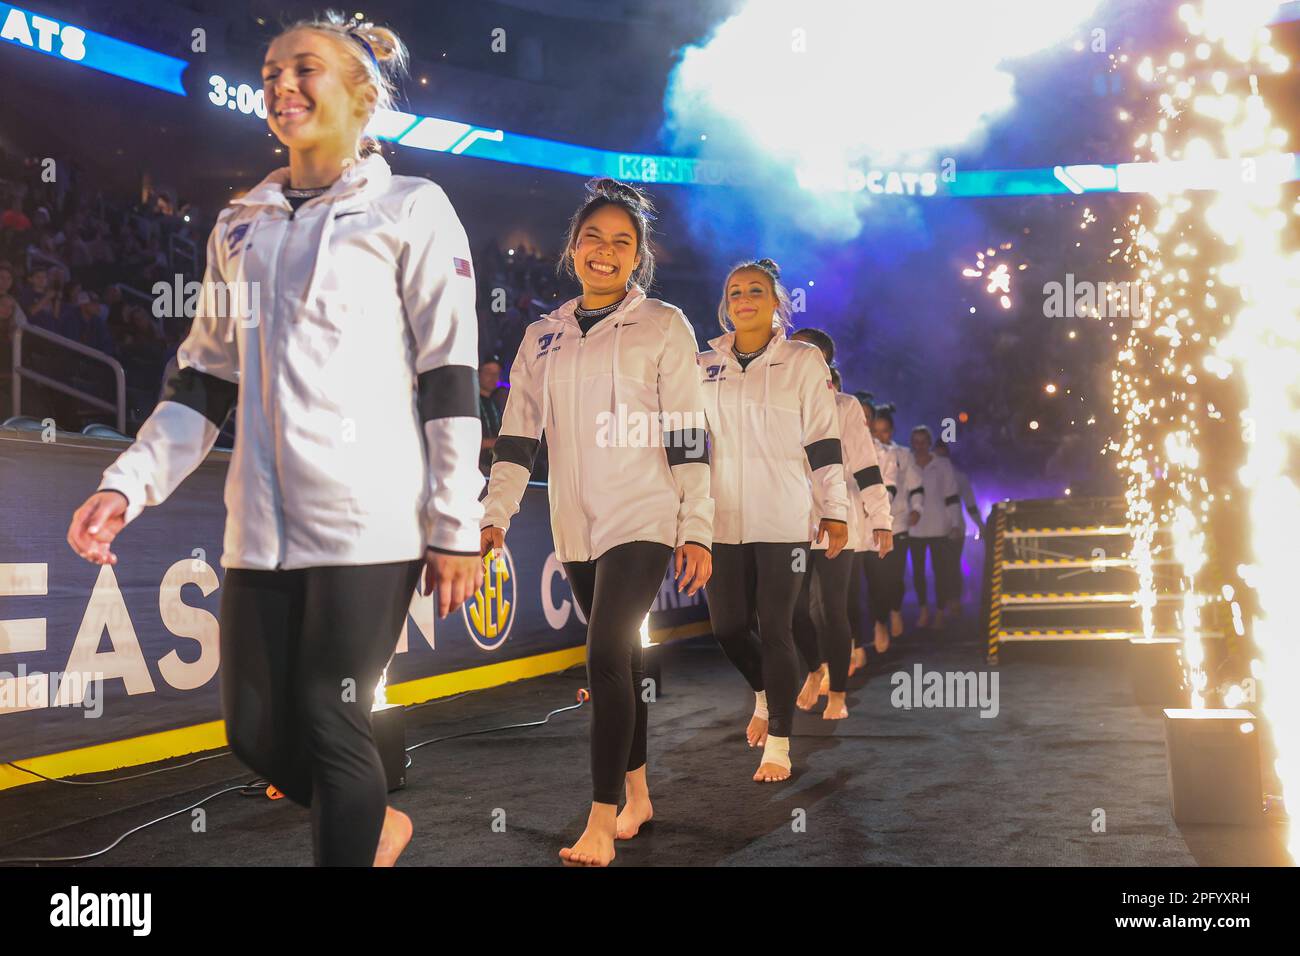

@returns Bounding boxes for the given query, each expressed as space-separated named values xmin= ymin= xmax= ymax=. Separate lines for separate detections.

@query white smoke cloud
xmin=663 ymin=0 xmax=1102 ymax=238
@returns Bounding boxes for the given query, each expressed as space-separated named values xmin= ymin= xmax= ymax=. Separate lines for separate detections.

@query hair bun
xmin=586 ymin=177 xmax=649 ymax=210
xmin=756 ymin=257 xmax=781 ymax=278
xmin=349 ymin=22 xmax=401 ymax=65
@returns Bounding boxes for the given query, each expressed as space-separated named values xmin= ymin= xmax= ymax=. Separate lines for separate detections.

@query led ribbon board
xmin=5 ymin=2 xmax=1298 ymax=198
xmin=0 ymin=2 xmax=186 ymax=95
xmin=378 ymin=109 xmax=725 ymax=185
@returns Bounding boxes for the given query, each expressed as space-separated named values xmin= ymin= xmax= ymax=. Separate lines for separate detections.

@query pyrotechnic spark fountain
xmin=1110 ymin=0 xmax=1299 ymax=855
xmin=961 ymin=243 xmax=1023 ymax=311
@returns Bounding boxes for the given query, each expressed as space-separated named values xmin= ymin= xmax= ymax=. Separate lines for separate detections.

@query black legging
xmin=792 ymin=548 xmax=856 ymax=693
xmin=847 ymin=551 xmax=866 ymax=649
xmin=864 ymin=531 xmax=908 ymax=624
xmin=219 ymin=559 xmax=423 ymax=867
xmin=705 ymin=542 xmax=808 ymax=738
xmin=950 ymin=534 xmax=967 ymax=604
xmin=564 ymin=540 xmax=673 ymax=806
xmin=909 ymin=535 xmax=958 ymax=608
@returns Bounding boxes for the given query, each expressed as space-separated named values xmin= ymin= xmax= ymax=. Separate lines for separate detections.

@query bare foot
xmin=373 ymin=807 xmax=413 ymax=867
xmin=917 ymin=606 xmax=932 ymax=629
xmin=849 ymin=646 xmax=867 ymax=676
xmin=746 ymin=714 xmax=769 ymax=748
xmin=889 ymin=610 xmax=904 ymax=638
xmin=934 ymin=608 xmax=947 ymax=629
xmin=817 ymin=667 xmax=829 ymax=696
xmin=874 ymin=621 xmax=891 ymax=654
xmin=559 ymin=804 xmax=616 ymax=867
xmin=616 ymin=799 xmax=653 ymax=840
xmin=796 ymin=670 xmax=822 ymax=711
xmin=823 ymin=691 xmax=849 ymax=720
xmin=616 ymin=767 xmax=654 ymax=840
xmin=754 ymin=760 xmax=791 ymax=783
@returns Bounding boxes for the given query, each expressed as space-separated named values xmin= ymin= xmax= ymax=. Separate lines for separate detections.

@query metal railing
xmin=10 ymin=316 xmax=126 ymax=433
xmin=25 ymin=247 xmax=69 ymax=280
xmin=113 ymin=282 xmax=171 ymax=337
xmin=168 ymin=233 xmax=197 ymax=277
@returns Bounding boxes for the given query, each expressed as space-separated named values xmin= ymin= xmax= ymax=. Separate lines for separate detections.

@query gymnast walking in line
xmin=788 ymin=332 xmax=892 ymax=720
xmin=698 ymin=259 xmax=849 ymax=781
xmin=67 ymin=14 xmax=485 ymax=866
xmin=865 ymin=404 xmax=922 ymax=652
xmin=480 ymin=178 xmax=713 ymax=866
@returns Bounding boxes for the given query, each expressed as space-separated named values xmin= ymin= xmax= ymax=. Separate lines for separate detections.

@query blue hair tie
xmin=347 ymin=29 xmax=379 ymax=70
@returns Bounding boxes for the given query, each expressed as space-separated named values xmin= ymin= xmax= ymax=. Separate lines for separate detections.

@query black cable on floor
xmin=404 ymin=698 xmax=585 ymax=754
xmin=0 ymin=782 xmax=264 ymax=865
xmin=0 ymin=692 xmax=586 ymax=866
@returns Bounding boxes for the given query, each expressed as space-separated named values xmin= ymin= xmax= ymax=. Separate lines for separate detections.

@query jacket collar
xmin=545 ymin=284 xmax=647 ymax=330
xmin=230 ymin=152 xmax=392 ymax=212
xmin=708 ymin=324 xmax=787 ymax=364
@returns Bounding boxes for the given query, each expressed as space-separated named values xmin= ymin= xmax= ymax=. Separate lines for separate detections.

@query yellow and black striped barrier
xmin=985 ymin=504 xmax=1007 ymax=665
xmin=1000 ymin=591 xmax=1195 ymax=605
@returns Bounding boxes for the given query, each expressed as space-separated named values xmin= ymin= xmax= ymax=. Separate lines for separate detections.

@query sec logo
xmin=463 ymin=546 xmax=516 ymax=650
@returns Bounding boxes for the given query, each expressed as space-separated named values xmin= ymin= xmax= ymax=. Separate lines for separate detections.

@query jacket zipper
xmin=267 ymin=206 xmax=296 ymax=569
xmin=737 ymin=358 xmax=746 ymax=543
xmin=574 ymin=328 xmax=589 ymax=561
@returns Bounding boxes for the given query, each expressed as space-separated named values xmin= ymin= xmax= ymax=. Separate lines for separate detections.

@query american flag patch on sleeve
xmin=453 ymin=257 xmax=472 ymax=278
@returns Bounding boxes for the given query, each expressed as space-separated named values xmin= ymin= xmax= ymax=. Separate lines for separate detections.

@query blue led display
xmin=0 ymin=2 xmax=186 ymax=95
xmin=4 ymin=2 xmax=1298 ymax=199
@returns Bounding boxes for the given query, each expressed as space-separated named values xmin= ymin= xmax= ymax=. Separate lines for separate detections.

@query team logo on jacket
xmin=704 ymin=363 xmax=725 ymax=381
xmin=226 ymin=223 xmax=250 ymax=256
xmin=536 ymin=331 xmax=564 ymax=357
xmin=463 ymin=546 xmax=516 ymax=650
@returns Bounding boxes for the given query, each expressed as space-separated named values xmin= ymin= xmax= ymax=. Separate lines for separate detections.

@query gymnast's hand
xmin=675 ymin=542 xmax=711 ymax=596
xmin=480 ymin=525 xmax=505 ymax=557
xmin=873 ymin=528 xmax=894 ymax=558
xmin=817 ymin=519 xmax=849 ymax=559
xmin=67 ymin=491 xmax=128 ymax=566
xmin=423 ymin=549 xmax=485 ymax=619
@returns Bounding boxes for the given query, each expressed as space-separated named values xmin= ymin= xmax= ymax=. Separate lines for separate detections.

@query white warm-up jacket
xmin=481 ymin=287 xmax=713 ymax=563
xmin=698 ymin=329 xmax=849 ymax=545
xmin=912 ymin=453 xmax=962 ymax=537
xmin=952 ymin=466 xmax=981 ymax=535
xmin=879 ymin=441 xmax=923 ymax=536
xmin=99 ymin=154 xmax=484 ymax=568
xmin=834 ymin=392 xmax=892 ymax=552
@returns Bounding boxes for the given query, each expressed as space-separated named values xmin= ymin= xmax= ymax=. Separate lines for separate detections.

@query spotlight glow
xmin=664 ymin=0 xmax=1101 ymax=236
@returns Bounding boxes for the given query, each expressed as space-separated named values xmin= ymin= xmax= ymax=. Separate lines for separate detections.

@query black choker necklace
xmin=284 ymin=185 xmax=329 ymax=198
xmin=574 ymin=296 xmax=626 ymax=319
xmin=733 ymin=341 xmax=770 ymax=360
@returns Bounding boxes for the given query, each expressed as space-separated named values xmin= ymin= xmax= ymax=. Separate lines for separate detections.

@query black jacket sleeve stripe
xmin=664 ymin=428 xmax=709 ymax=467
xmin=804 ymin=437 xmax=843 ymax=471
xmin=909 ymin=486 xmax=925 ymax=497
xmin=944 ymin=493 xmax=961 ymax=506
xmin=160 ymin=366 xmax=237 ymax=429
xmin=417 ymin=365 xmax=479 ymax=421
xmin=854 ymin=464 xmax=883 ymax=489
xmin=493 ymin=435 xmax=540 ymax=471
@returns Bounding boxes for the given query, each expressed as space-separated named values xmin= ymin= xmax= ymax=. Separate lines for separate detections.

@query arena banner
xmin=0 ymin=432 xmax=709 ymax=766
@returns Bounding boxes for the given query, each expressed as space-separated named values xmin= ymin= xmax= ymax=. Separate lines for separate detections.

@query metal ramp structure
xmin=980 ymin=496 xmax=1219 ymax=665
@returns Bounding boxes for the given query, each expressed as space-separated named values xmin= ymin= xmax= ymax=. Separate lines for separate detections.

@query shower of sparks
xmin=1110 ymin=0 xmax=1299 ymax=857
xmin=961 ymin=243 xmax=1023 ymax=310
